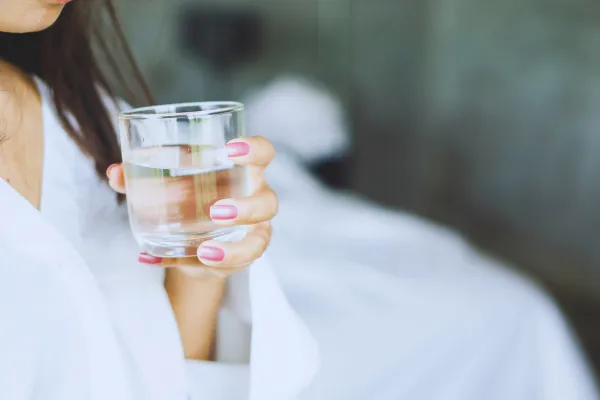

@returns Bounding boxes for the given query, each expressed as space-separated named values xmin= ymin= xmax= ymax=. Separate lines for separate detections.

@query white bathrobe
xmin=0 ymin=77 xmax=597 ymax=400
xmin=0 ymin=79 xmax=318 ymax=400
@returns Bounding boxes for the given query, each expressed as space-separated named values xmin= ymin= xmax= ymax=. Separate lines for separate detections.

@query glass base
xmin=138 ymin=226 xmax=248 ymax=258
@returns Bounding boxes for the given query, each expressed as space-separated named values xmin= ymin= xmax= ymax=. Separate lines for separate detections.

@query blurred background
xmin=114 ymin=0 xmax=600 ymax=375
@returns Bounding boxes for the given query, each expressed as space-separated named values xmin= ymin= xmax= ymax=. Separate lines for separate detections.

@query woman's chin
xmin=0 ymin=5 xmax=64 ymax=34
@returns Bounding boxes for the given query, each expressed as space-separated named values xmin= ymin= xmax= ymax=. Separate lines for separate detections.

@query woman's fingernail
xmin=210 ymin=205 xmax=238 ymax=220
xmin=198 ymin=246 xmax=226 ymax=262
xmin=226 ymin=141 xmax=250 ymax=158
xmin=138 ymin=252 xmax=163 ymax=264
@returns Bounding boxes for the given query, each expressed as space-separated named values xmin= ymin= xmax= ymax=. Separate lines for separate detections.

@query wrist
xmin=165 ymin=267 xmax=227 ymax=361
xmin=169 ymin=265 xmax=227 ymax=283
xmin=165 ymin=267 xmax=227 ymax=297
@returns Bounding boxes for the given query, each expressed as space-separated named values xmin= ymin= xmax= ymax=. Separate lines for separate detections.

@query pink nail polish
xmin=138 ymin=252 xmax=163 ymax=264
xmin=198 ymin=246 xmax=226 ymax=262
xmin=226 ymin=142 xmax=250 ymax=157
xmin=210 ymin=205 xmax=238 ymax=220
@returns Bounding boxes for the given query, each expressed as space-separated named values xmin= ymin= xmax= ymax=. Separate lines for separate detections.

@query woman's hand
xmin=107 ymin=137 xmax=276 ymax=360
xmin=106 ymin=137 xmax=277 ymax=279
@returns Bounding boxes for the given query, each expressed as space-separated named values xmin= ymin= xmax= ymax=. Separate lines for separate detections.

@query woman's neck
xmin=0 ymin=58 xmax=44 ymax=209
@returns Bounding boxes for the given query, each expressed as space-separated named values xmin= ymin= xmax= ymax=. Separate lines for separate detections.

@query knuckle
xmin=224 ymin=244 xmax=249 ymax=267
xmin=253 ymin=135 xmax=268 ymax=144
xmin=245 ymin=201 xmax=259 ymax=222
xmin=252 ymin=136 xmax=275 ymax=164
xmin=266 ymin=222 xmax=273 ymax=239
xmin=235 ymin=233 xmax=267 ymax=264
xmin=221 ymin=251 xmax=236 ymax=266
xmin=255 ymin=226 xmax=270 ymax=251
xmin=263 ymin=138 xmax=275 ymax=155
xmin=268 ymin=189 xmax=279 ymax=216
xmin=253 ymin=238 xmax=268 ymax=260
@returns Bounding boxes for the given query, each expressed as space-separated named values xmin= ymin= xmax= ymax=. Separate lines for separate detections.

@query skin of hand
xmin=106 ymin=136 xmax=278 ymax=360
xmin=106 ymin=136 xmax=277 ymax=277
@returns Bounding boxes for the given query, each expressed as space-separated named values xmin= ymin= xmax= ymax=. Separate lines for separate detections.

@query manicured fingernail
xmin=198 ymin=246 xmax=226 ymax=262
xmin=210 ymin=205 xmax=238 ymax=220
xmin=226 ymin=141 xmax=250 ymax=157
xmin=138 ymin=252 xmax=163 ymax=264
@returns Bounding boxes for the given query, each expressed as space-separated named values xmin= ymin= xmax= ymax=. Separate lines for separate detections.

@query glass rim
xmin=119 ymin=101 xmax=244 ymax=121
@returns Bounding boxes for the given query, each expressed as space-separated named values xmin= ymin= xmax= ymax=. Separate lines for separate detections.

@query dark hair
xmin=0 ymin=0 xmax=153 ymax=184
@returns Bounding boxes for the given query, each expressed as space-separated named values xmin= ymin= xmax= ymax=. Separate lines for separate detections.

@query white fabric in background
xmin=263 ymin=152 xmax=599 ymax=399
xmin=245 ymin=76 xmax=599 ymax=399
xmin=243 ymin=75 xmax=350 ymax=163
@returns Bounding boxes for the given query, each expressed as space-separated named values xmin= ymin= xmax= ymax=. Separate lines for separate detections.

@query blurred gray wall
xmin=421 ymin=0 xmax=600 ymax=299
xmin=115 ymin=0 xmax=600 ymax=300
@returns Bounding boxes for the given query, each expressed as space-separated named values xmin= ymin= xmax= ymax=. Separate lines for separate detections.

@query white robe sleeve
xmin=0 ymin=250 xmax=89 ymax=400
xmin=185 ymin=361 xmax=249 ymax=400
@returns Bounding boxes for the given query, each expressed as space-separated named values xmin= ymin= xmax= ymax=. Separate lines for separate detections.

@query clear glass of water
xmin=118 ymin=102 xmax=250 ymax=258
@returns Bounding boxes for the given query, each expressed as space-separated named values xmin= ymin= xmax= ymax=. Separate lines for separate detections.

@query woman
xmin=0 ymin=1 xmax=597 ymax=400
xmin=0 ymin=0 xmax=319 ymax=399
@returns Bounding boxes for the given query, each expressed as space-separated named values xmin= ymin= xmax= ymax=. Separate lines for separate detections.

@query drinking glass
xmin=118 ymin=102 xmax=250 ymax=258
